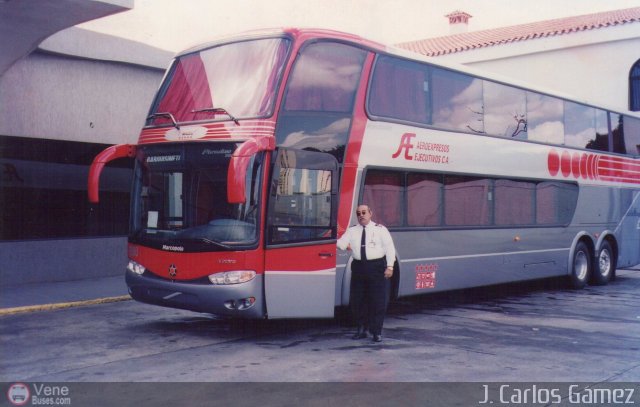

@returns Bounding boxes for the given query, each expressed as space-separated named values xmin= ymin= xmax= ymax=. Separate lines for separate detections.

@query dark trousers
xmin=351 ymin=258 xmax=389 ymax=335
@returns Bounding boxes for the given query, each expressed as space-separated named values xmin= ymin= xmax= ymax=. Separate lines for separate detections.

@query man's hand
xmin=384 ymin=267 xmax=393 ymax=279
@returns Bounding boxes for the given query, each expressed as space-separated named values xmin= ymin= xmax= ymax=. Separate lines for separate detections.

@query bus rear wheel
xmin=591 ymin=240 xmax=615 ymax=286
xmin=569 ymin=241 xmax=591 ymax=289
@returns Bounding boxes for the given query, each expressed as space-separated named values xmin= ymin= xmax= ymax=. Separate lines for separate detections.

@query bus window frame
xmin=359 ymin=166 xmax=579 ymax=232
xmin=364 ymin=52 xmax=640 ymax=159
xmin=145 ymin=35 xmax=294 ymax=128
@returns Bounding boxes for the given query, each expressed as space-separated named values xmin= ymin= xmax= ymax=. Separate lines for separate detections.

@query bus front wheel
xmin=569 ymin=241 xmax=591 ymax=289
xmin=591 ymin=240 xmax=615 ymax=286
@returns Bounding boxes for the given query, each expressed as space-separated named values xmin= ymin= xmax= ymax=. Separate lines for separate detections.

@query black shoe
xmin=352 ymin=326 xmax=368 ymax=340
xmin=372 ymin=334 xmax=382 ymax=342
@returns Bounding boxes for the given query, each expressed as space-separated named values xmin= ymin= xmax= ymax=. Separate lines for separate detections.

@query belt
xmin=354 ymin=257 xmax=384 ymax=263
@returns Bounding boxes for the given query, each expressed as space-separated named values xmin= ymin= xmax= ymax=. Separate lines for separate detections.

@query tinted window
xmin=365 ymin=54 xmax=640 ymax=158
xmin=611 ymin=113 xmax=625 ymax=154
xmin=432 ymin=68 xmax=483 ymax=133
xmin=407 ymin=173 xmax=442 ymax=226
xmin=277 ymin=42 xmax=367 ymax=163
xmin=361 ymin=169 xmax=577 ymax=229
xmin=284 ymin=42 xmax=366 ymax=112
xmin=587 ymin=109 xmax=610 ymax=152
xmin=622 ymin=116 xmax=640 ymax=156
xmin=362 ymin=170 xmax=403 ymax=226
xmin=369 ymin=56 xmax=430 ymax=124
xmin=536 ymin=182 xmax=578 ymax=225
xmin=527 ymin=92 xmax=564 ymax=144
xmin=1 ymin=136 xmax=131 ymax=240
xmin=494 ymin=179 xmax=535 ymax=225
xmin=483 ymin=81 xmax=527 ymax=139
xmin=444 ymin=175 xmax=491 ymax=226
xmin=564 ymin=101 xmax=595 ymax=149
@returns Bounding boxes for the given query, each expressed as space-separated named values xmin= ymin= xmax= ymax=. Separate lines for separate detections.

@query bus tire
xmin=591 ymin=240 xmax=615 ymax=286
xmin=569 ymin=241 xmax=591 ymax=289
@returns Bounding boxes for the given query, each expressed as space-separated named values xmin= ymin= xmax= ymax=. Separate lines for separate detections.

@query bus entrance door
xmin=264 ymin=148 xmax=339 ymax=318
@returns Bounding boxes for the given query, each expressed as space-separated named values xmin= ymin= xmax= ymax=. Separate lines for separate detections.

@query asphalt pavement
xmin=0 ymin=275 xmax=130 ymax=314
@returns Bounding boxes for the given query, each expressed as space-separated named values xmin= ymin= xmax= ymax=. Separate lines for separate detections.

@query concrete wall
xmin=0 ymin=237 xmax=127 ymax=287
xmin=0 ymin=30 xmax=171 ymax=287
xmin=0 ymin=51 xmax=164 ymax=145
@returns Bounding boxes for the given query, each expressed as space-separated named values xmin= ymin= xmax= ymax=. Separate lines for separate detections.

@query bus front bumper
xmin=125 ymin=269 xmax=265 ymax=318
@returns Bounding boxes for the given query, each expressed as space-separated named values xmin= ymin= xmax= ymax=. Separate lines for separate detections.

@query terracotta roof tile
xmin=397 ymin=7 xmax=640 ymax=56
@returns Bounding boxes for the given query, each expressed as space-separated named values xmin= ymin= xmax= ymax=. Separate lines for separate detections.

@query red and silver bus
xmin=88 ymin=28 xmax=640 ymax=319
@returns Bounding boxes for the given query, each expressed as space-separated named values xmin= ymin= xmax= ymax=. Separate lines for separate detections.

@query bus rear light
xmin=127 ymin=260 xmax=146 ymax=275
xmin=208 ymin=270 xmax=256 ymax=285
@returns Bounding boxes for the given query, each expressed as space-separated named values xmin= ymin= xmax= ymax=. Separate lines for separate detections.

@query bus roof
xmin=175 ymin=27 xmax=640 ymax=119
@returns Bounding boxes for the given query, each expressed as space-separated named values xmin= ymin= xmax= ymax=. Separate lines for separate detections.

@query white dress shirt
xmin=337 ymin=222 xmax=396 ymax=268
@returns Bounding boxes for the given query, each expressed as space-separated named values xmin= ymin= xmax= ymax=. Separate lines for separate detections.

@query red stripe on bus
xmin=548 ymin=149 xmax=640 ymax=184
xmin=337 ymin=52 xmax=376 ymax=236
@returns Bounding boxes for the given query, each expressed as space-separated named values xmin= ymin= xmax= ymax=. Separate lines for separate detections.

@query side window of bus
xmin=536 ymin=182 xmax=578 ymax=225
xmin=564 ymin=102 xmax=610 ymax=152
xmin=444 ymin=175 xmax=491 ymax=226
xmin=369 ymin=56 xmax=431 ymax=124
xmin=431 ymin=68 xmax=483 ymax=133
xmin=494 ymin=179 xmax=536 ymax=226
xmin=483 ymin=81 xmax=527 ymax=139
xmin=361 ymin=168 xmax=578 ymax=229
xmin=407 ymin=173 xmax=442 ymax=227
xmin=362 ymin=170 xmax=403 ymax=226
xmin=268 ymin=167 xmax=333 ymax=244
xmin=527 ymin=92 xmax=564 ymax=145
xmin=277 ymin=42 xmax=367 ymax=163
xmin=611 ymin=113 xmax=625 ymax=154
xmin=283 ymin=42 xmax=366 ymax=112
xmin=622 ymin=116 xmax=640 ymax=156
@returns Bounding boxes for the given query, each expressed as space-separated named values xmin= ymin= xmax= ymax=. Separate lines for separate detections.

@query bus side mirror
xmin=88 ymin=144 xmax=136 ymax=203
xmin=227 ymin=136 xmax=275 ymax=204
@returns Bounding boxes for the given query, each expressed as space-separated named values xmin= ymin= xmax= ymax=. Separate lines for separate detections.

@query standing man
xmin=337 ymin=204 xmax=396 ymax=342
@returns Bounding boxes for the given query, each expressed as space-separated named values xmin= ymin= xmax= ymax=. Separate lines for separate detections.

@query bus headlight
xmin=208 ymin=270 xmax=256 ymax=285
xmin=127 ymin=260 xmax=146 ymax=275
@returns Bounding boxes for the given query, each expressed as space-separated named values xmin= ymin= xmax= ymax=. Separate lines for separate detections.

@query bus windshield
xmin=147 ymin=37 xmax=291 ymax=126
xmin=130 ymin=143 xmax=264 ymax=251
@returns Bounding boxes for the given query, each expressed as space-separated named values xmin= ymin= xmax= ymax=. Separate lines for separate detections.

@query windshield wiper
xmin=193 ymin=237 xmax=232 ymax=250
xmin=147 ymin=112 xmax=180 ymax=130
xmin=192 ymin=107 xmax=240 ymax=125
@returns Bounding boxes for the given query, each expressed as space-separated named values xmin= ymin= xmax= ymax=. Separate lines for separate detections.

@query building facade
xmin=0 ymin=10 xmax=172 ymax=285
xmin=398 ymin=7 xmax=640 ymax=114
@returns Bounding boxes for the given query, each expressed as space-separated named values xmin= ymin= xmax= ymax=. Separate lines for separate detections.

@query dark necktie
xmin=361 ymin=227 xmax=367 ymax=261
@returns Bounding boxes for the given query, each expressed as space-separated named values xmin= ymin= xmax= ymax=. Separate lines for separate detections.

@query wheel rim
xmin=598 ymin=249 xmax=611 ymax=277
xmin=574 ymin=250 xmax=589 ymax=281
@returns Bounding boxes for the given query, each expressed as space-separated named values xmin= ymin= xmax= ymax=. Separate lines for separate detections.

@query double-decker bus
xmin=88 ymin=28 xmax=640 ymax=319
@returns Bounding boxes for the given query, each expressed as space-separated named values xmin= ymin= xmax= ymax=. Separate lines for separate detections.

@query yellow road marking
xmin=0 ymin=295 xmax=131 ymax=316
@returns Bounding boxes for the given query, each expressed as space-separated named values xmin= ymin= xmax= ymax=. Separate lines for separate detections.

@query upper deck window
xmin=367 ymin=53 xmax=640 ymax=157
xmin=563 ymin=103 xmax=610 ymax=152
xmin=148 ymin=38 xmax=290 ymax=125
xmin=622 ymin=116 xmax=640 ymax=155
xmin=369 ymin=56 xmax=430 ymax=124
xmin=483 ymin=81 xmax=527 ymax=139
xmin=527 ymin=92 xmax=563 ymax=144
xmin=283 ymin=42 xmax=366 ymax=112
xmin=276 ymin=41 xmax=367 ymax=162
